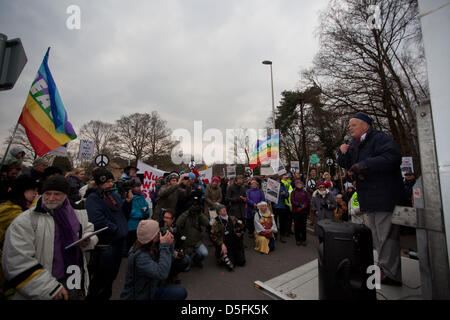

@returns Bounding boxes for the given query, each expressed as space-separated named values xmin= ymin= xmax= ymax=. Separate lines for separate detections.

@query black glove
xmin=349 ymin=162 xmax=367 ymax=175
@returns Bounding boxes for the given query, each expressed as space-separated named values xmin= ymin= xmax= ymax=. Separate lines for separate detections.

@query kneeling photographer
xmin=176 ymin=191 xmax=210 ymax=269
xmin=160 ymin=209 xmax=189 ymax=283
xmin=210 ymin=203 xmax=246 ymax=271
xmin=120 ymin=219 xmax=187 ymax=300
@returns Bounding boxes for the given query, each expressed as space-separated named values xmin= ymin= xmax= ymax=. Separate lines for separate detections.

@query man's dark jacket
xmin=337 ymin=127 xmax=403 ymax=212
xmin=226 ymin=183 xmax=246 ymax=220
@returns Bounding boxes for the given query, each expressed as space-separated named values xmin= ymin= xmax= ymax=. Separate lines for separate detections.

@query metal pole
xmin=1 ymin=122 xmax=19 ymax=167
xmin=269 ymin=64 xmax=275 ymax=129
xmin=415 ymin=100 xmax=450 ymax=299
xmin=0 ymin=33 xmax=7 ymax=77
xmin=305 ymin=157 xmax=310 ymax=191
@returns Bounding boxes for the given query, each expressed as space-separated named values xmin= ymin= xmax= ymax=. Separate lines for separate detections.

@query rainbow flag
xmin=18 ymin=48 xmax=76 ymax=157
xmin=249 ymin=131 xmax=280 ymax=169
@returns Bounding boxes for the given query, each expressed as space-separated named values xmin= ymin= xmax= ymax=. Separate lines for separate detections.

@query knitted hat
xmin=212 ymin=177 xmax=220 ymax=183
xmin=294 ymin=180 xmax=303 ymax=186
xmin=166 ymin=172 xmax=179 ymax=183
xmin=317 ymin=181 xmax=326 ymax=188
xmin=215 ymin=202 xmax=226 ymax=213
xmin=352 ymin=112 xmax=373 ymax=126
xmin=93 ymin=168 xmax=114 ymax=185
xmin=43 ymin=166 xmax=63 ymax=180
xmin=188 ymin=172 xmax=196 ymax=179
xmin=9 ymin=175 xmax=39 ymax=197
xmin=137 ymin=219 xmax=160 ymax=244
xmin=42 ymin=176 xmax=70 ymax=195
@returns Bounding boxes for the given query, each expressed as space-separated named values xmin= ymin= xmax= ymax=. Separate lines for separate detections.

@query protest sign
xmin=266 ymin=178 xmax=280 ymax=203
xmin=290 ymin=161 xmax=300 ymax=172
xmin=78 ymin=140 xmax=94 ymax=160
xmin=401 ymin=157 xmax=414 ymax=177
xmin=137 ymin=160 xmax=168 ymax=205
xmin=199 ymin=167 xmax=213 ymax=182
xmin=227 ymin=165 xmax=236 ymax=179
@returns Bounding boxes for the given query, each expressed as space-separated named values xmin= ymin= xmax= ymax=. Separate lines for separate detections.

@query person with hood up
xmin=0 ymin=175 xmax=39 ymax=299
xmin=311 ymin=181 xmax=337 ymax=235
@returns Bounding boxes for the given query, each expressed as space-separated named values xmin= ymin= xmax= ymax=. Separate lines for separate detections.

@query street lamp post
xmin=262 ymin=60 xmax=276 ymax=129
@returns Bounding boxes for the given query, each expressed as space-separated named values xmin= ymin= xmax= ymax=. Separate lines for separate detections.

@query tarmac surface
xmin=111 ymin=223 xmax=417 ymax=300
xmin=111 ymin=229 xmax=319 ymax=300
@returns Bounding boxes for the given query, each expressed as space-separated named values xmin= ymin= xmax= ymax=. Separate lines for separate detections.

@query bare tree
xmin=79 ymin=120 xmax=116 ymax=156
xmin=115 ymin=111 xmax=174 ymax=163
xmin=3 ymin=124 xmax=37 ymax=164
xmin=310 ymin=0 xmax=427 ymax=166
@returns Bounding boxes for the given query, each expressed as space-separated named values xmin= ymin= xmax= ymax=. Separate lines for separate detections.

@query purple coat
xmin=290 ymin=188 xmax=311 ymax=213
xmin=246 ymin=187 xmax=265 ymax=219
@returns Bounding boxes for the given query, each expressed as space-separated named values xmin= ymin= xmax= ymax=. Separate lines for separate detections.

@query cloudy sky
xmin=0 ymin=0 xmax=329 ymax=155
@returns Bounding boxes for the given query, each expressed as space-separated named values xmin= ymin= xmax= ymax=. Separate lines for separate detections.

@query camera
xmin=175 ymin=249 xmax=185 ymax=259
xmin=221 ymin=253 xmax=234 ymax=271
xmin=321 ymin=198 xmax=333 ymax=209
xmin=234 ymin=219 xmax=245 ymax=234
xmin=114 ymin=178 xmax=136 ymax=198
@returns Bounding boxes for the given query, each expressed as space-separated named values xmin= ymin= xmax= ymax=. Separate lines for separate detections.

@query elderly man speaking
xmin=2 ymin=176 xmax=97 ymax=300
xmin=337 ymin=112 xmax=404 ymax=287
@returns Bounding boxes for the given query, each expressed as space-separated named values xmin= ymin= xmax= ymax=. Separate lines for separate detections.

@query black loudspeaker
xmin=317 ymin=220 xmax=376 ymax=300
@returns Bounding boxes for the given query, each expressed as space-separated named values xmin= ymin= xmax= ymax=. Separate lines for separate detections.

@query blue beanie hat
xmin=352 ymin=112 xmax=372 ymax=126
xmin=188 ymin=172 xmax=196 ymax=179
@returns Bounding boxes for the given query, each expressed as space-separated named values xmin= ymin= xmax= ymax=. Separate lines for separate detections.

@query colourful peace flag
xmin=18 ymin=48 xmax=77 ymax=156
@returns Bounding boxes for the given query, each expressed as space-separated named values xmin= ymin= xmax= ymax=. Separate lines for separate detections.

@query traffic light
xmin=0 ymin=33 xmax=27 ymax=91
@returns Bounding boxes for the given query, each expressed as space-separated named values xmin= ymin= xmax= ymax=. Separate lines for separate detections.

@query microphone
xmin=344 ymin=134 xmax=351 ymax=145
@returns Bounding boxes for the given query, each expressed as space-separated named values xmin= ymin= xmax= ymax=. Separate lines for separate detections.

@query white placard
xmin=198 ymin=167 xmax=213 ymax=182
xmin=78 ymin=140 xmax=94 ymax=160
xmin=271 ymin=158 xmax=287 ymax=175
xmin=266 ymin=178 xmax=280 ymax=203
xmin=400 ymin=157 xmax=414 ymax=178
xmin=227 ymin=165 xmax=236 ymax=179
xmin=290 ymin=161 xmax=300 ymax=172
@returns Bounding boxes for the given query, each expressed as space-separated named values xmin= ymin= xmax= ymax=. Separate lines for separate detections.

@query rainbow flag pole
xmin=13 ymin=47 xmax=76 ymax=158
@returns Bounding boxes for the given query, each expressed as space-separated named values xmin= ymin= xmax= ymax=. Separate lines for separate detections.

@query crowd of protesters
xmin=0 ymin=115 xmax=417 ymax=300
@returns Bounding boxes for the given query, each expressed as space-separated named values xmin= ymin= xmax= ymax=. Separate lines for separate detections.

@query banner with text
xmin=199 ymin=167 xmax=213 ymax=182
xmin=137 ymin=160 xmax=168 ymax=205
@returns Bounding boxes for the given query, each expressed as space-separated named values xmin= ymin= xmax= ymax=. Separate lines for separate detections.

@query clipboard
xmin=64 ymin=226 xmax=109 ymax=250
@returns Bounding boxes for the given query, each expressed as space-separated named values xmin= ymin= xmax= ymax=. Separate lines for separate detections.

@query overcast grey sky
xmin=0 ymin=0 xmax=328 ymax=149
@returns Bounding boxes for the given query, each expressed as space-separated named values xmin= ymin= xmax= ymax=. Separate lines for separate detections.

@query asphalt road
xmin=110 ymin=225 xmax=417 ymax=300
xmin=111 ymin=229 xmax=319 ymax=300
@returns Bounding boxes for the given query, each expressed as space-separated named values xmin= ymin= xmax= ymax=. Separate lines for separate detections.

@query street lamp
xmin=262 ymin=60 xmax=276 ymax=129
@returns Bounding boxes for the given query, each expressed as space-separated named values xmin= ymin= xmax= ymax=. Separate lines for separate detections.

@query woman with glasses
xmin=311 ymin=181 xmax=337 ymax=235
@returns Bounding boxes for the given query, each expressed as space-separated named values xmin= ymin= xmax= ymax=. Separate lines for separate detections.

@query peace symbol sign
xmin=95 ymin=154 xmax=109 ymax=167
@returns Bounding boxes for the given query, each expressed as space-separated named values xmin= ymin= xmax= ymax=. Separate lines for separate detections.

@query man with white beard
xmin=2 ymin=176 xmax=97 ymax=300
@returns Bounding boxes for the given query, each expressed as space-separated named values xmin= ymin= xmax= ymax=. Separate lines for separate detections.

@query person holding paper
xmin=2 ymin=176 xmax=97 ymax=300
